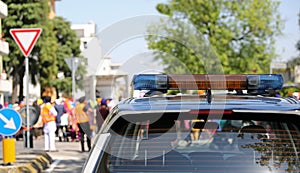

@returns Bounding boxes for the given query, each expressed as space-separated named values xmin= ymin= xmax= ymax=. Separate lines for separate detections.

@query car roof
xmin=116 ymin=94 xmax=300 ymax=112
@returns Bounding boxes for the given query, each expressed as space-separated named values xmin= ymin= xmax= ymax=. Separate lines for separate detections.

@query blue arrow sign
xmin=0 ymin=108 xmax=22 ymax=136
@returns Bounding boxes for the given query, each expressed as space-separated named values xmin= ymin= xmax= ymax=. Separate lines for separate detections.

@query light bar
xmin=132 ymin=74 xmax=283 ymax=91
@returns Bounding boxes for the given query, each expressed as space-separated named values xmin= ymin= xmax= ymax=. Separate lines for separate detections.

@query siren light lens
xmin=247 ymin=74 xmax=283 ymax=90
xmin=132 ymin=74 xmax=168 ymax=90
xmin=168 ymin=74 xmax=247 ymax=90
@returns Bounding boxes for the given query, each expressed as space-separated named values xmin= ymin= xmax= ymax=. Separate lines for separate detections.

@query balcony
xmin=0 ymin=78 xmax=12 ymax=93
xmin=0 ymin=1 xmax=7 ymax=18
xmin=0 ymin=40 xmax=9 ymax=55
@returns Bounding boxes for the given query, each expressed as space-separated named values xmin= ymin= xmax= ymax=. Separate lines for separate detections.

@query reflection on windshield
xmin=106 ymin=117 xmax=300 ymax=172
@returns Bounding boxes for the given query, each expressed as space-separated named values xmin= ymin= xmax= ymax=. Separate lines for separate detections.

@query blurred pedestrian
xmin=4 ymin=101 xmax=8 ymax=108
xmin=60 ymin=108 xmax=70 ymax=142
xmin=32 ymin=99 xmax=43 ymax=139
xmin=96 ymin=99 xmax=109 ymax=133
xmin=8 ymin=103 xmax=12 ymax=109
xmin=64 ymin=98 xmax=79 ymax=142
xmin=74 ymin=96 xmax=92 ymax=152
xmin=95 ymin=98 xmax=102 ymax=133
xmin=106 ymin=98 xmax=116 ymax=111
xmin=54 ymin=98 xmax=67 ymax=142
xmin=41 ymin=96 xmax=58 ymax=152
xmin=86 ymin=100 xmax=97 ymax=137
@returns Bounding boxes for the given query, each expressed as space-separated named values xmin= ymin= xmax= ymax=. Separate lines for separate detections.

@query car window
xmin=96 ymin=112 xmax=300 ymax=173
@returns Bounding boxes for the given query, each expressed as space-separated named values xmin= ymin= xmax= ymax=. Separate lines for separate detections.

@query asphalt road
xmin=0 ymin=136 xmax=90 ymax=173
xmin=43 ymin=139 xmax=90 ymax=173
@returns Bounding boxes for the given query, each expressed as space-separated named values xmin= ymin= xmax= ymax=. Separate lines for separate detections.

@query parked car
xmin=83 ymin=74 xmax=300 ymax=173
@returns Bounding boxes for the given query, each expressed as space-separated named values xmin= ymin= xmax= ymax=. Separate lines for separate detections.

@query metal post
xmin=92 ymin=75 xmax=96 ymax=101
xmin=125 ymin=75 xmax=129 ymax=98
xmin=25 ymin=56 xmax=30 ymax=148
xmin=65 ymin=57 xmax=80 ymax=100
xmin=72 ymin=59 xmax=75 ymax=99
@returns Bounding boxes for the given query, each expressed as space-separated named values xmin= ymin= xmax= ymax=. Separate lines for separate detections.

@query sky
xmin=56 ymin=0 xmax=300 ymax=64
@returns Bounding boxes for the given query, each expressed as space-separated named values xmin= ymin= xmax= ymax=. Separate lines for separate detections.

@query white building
xmin=71 ymin=22 xmax=128 ymax=101
xmin=294 ymin=65 xmax=300 ymax=84
xmin=71 ymin=21 xmax=96 ymax=51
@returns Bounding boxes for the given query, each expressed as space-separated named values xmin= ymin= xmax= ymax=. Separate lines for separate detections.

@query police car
xmin=83 ymin=74 xmax=300 ymax=173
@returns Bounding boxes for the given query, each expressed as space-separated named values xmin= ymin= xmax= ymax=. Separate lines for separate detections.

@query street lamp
xmin=65 ymin=57 xmax=81 ymax=99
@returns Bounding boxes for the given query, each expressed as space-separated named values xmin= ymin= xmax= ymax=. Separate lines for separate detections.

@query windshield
xmin=97 ymin=112 xmax=300 ymax=173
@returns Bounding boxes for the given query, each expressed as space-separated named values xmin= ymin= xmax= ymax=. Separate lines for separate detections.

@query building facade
xmin=71 ymin=22 xmax=128 ymax=101
xmin=0 ymin=1 xmax=10 ymax=105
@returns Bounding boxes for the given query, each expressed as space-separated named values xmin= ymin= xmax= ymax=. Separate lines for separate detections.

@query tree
xmin=297 ymin=13 xmax=300 ymax=53
xmin=286 ymin=12 xmax=300 ymax=82
xmin=147 ymin=0 xmax=282 ymax=74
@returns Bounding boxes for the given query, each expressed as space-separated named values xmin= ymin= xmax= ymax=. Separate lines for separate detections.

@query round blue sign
xmin=0 ymin=108 xmax=22 ymax=136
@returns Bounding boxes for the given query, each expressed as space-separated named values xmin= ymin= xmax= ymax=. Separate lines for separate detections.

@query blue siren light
xmin=247 ymin=74 xmax=283 ymax=90
xmin=132 ymin=74 xmax=168 ymax=90
xmin=132 ymin=74 xmax=283 ymax=91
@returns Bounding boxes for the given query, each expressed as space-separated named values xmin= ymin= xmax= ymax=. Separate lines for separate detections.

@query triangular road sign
xmin=64 ymin=57 xmax=81 ymax=71
xmin=10 ymin=28 xmax=42 ymax=57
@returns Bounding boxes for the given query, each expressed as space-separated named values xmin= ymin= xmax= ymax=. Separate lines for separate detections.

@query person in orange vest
xmin=41 ymin=96 xmax=58 ymax=152
xmin=74 ymin=96 xmax=92 ymax=152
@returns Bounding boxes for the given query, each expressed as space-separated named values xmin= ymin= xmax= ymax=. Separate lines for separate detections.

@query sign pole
xmin=65 ymin=57 xmax=80 ymax=100
xmin=25 ymin=56 xmax=30 ymax=148
xmin=72 ymin=59 xmax=75 ymax=99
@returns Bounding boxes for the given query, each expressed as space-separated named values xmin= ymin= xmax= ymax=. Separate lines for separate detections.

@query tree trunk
xmin=18 ymin=65 xmax=25 ymax=103
xmin=11 ymin=72 xmax=19 ymax=104
xmin=18 ymin=73 xmax=24 ymax=103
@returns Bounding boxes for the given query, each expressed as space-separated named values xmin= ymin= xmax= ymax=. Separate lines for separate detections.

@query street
xmin=43 ymin=138 xmax=90 ymax=173
xmin=0 ymin=136 xmax=90 ymax=173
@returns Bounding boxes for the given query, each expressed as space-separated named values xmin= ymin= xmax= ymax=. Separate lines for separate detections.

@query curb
xmin=0 ymin=152 xmax=53 ymax=173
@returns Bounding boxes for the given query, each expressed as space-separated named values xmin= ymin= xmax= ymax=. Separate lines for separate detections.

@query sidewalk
xmin=0 ymin=134 xmax=90 ymax=173
xmin=0 ymin=137 xmax=53 ymax=173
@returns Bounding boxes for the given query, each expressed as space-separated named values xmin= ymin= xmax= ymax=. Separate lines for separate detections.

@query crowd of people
xmin=0 ymin=96 xmax=115 ymax=152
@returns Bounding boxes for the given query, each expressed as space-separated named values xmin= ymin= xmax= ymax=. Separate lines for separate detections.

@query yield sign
xmin=10 ymin=28 xmax=42 ymax=57
xmin=64 ymin=57 xmax=81 ymax=71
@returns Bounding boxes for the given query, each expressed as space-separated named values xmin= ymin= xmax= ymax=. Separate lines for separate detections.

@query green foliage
xmin=147 ymin=0 xmax=282 ymax=74
xmin=53 ymin=17 xmax=81 ymax=72
xmin=39 ymin=19 xmax=58 ymax=87
xmin=167 ymin=90 xmax=180 ymax=95
xmin=54 ymin=77 xmax=72 ymax=95
xmin=279 ymin=86 xmax=300 ymax=98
